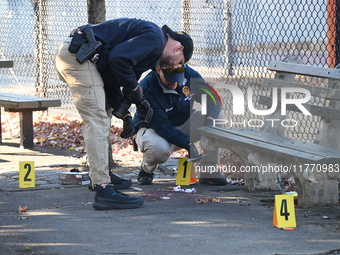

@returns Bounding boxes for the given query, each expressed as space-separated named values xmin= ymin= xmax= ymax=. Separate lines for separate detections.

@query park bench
xmin=199 ymin=57 xmax=340 ymax=207
xmin=0 ymin=93 xmax=61 ymax=149
xmin=0 ymin=60 xmax=61 ymax=149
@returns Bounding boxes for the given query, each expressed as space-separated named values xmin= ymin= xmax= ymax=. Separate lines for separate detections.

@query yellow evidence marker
xmin=19 ymin=161 xmax=35 ymax=188
xmin=176 ymin=158 xmax=194 ymax=186
xmin=273 ymin=194 xmax=296 ymax=229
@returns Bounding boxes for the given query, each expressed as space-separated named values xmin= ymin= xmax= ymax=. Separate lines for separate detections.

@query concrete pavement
xmin=0 ymin=139 xmax=339 ymax=255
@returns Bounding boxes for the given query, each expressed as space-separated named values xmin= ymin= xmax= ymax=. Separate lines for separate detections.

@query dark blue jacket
xmin=79 ymin=18 xmax=166 ymax=109
xmin=134 ymin=66 xmax=222 ymax=150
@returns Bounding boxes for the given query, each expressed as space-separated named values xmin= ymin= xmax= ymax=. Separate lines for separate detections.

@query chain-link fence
xmin=0 ymin=0 xmax=339 ymax=142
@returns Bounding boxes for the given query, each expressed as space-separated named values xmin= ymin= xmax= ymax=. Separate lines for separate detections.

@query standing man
xmin=55 ymin=18 xmax=193 ymax=210
xmin=133 ymin=63 xmax=227 ymax=185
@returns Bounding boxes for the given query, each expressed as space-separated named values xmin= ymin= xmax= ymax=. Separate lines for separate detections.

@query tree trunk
xmin=88 ymin=0 xmax=106 ymax=24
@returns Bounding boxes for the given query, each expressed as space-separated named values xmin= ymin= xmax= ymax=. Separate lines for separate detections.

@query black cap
xmin=162 ymin=25 xmax=194 ymax=63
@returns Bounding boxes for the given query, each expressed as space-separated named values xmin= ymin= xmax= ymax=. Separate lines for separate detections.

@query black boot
xmin=110 ymin=172 xmax=132 ymax=189
xmin=137 ymin=168 xmax=154 ymax=185
xmin=88 ymin=172 xmax=132 ymax=191
xmin=93 ymin=184 xmax=143 ymax=210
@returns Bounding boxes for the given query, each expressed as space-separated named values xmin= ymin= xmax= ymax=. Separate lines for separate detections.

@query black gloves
xmin=188 ymin=143 xmax=200 ymax=159
xmin=120 ymin=114 xmax=135 ymax=138
xmin=113 ymin=86 xmax=153 ymax=139
xmin=125 ymin=85 xmax=153 ymax=123
xmin=126 ymin=85 xmax=144 ymax=104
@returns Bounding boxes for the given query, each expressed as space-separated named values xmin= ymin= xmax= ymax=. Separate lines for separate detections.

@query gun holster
xmin=68 ymin=28 xmax=102 ymax=64
xmin=138 ymin=99 xmax=153 ymax=124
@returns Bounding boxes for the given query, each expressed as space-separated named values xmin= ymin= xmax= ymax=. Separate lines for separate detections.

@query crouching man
xmin=133 ymin=62 xmax=226 ymax=185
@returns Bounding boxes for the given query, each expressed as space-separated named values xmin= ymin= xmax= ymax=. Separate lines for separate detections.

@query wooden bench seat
xmin=0 ymin=93 xmax=61 ymax=149
xmin=199 ymin=126 xmax=340 ymax=165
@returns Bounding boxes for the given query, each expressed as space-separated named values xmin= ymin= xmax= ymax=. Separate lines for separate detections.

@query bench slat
xmin=234 ymin=128 xmax=340 ymax=156
xmin=0 ymin=100 xmax=39 ymax=109
xmin=39 ymin=98 xmax=62 ymax=108
xmin=0 ymin=93 xmax=61 ymax=109
xmin=268 ymin=62 xmax=340 ymax=80
xmin=0 ymin=60 xmax=13 ymax=68
xmin=0 ymin=93 xmax=61 ymax=149
xmin=259 ymin=95 xmax=340 ymax=120
xmin=199 ymin=126 xmax=324 ymax=163
xmin=262 ymin=78 xmax=340 ymax=100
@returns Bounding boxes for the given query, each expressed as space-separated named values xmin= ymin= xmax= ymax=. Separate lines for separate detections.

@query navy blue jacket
xmin=134 ymin=66 xmax=222 ymax=150
xmin=79 ymin=18 xmax=166 ymax=109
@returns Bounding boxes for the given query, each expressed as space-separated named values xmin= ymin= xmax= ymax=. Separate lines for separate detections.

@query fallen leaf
xmin=18 ymin=205 xmax=28 ymax=212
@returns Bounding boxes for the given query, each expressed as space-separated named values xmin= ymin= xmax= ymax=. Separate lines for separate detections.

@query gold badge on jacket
xmin=182 ymin=86 xmax=190 ymax=96
xmin=182 ymin=86 xmax=194 ymax=101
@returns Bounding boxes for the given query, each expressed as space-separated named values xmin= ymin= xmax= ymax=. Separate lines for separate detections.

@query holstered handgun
xmin=76 ymin=28 xmax=102 ymax=64
xmin=138 ymin=99 xmax=153 ymax=124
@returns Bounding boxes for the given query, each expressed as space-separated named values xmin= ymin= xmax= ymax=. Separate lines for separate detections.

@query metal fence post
xmin=181 ymin=0 xmax=190 ymax=32
xmin=224 ymin=0 xmax=233 ymax=76
xmin=33 ymin=0 xmax=48 ymax=96
xmin=336 ymin=0 xmax=340 ymax=66
xmin=327 ymin=0 xmax=340 ymax=67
